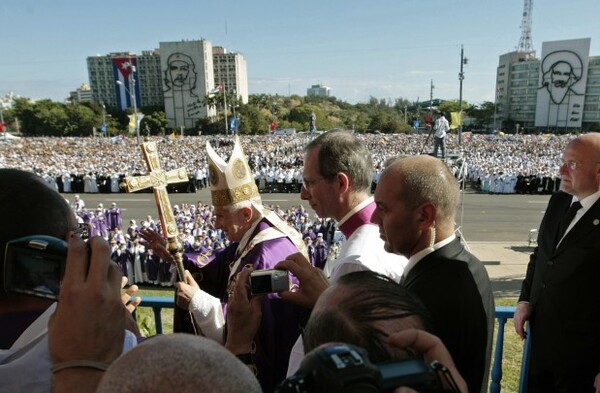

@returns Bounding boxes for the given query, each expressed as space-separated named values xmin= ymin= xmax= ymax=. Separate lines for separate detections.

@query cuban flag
xmin=113 ymin=57 xmax=140 ymax=111
xmin=208 ymin=83 xmax=224 ymax=95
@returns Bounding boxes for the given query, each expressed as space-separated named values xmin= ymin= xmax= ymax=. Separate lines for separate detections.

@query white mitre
xmin=206 ymin=136 xmax=261 ymax=207
xmin=205 ymin=136 xmax=308 ymax=258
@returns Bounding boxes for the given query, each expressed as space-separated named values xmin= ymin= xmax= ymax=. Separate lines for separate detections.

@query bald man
xmin=515 ymin=133 xmax=600 ymax=393
xmin=97 ymin=334 xmax=261 ymax=393
xmin=371 ymin=155 xmax=494 ymax=393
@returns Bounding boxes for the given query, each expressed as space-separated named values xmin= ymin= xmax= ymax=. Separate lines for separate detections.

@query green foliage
xmin=4 ymin=94 xmax=495 ymax=136
xmin=140 ymin=111 xmax=169 ymax=136
xmin=438 ymin=99 xmax=469 ymax=116
xmin=467 ymin=101 xmax=496 ymax=129
xmin=238 ymin=104 xmax=269 ymax=134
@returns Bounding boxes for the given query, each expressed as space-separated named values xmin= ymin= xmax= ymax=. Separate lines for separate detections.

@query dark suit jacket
xmin=519 ymin=191 xmax=600 ymax=376
xmin=404 ymin=238 xmax=494 ymax=393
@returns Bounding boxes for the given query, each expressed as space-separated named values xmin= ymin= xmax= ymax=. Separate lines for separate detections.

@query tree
xmin=467 ymin=101 xmax=496 ymax=130
xmin=286 ymin=105 xmax=323 ymax=131
xmin=140 ymin=111 xmax=169 ymax=136
xmin=64 ymin=103 xmax=97 ymax=136
xmin=438 ymin=100 xmax=469 ymax=116
xmin=237 ymin=105 xmax=269 ymax=134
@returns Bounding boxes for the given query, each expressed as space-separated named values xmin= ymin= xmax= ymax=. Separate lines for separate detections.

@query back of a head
xmin=305 ymin=130 xmax=373 ymax=193
xmin=303 ymin=271 xmax=432 ymax=363
xmin=0 ymin=168 xmax=75 ymax=264
xmin=386 ymin=155 xmax=459 ymax=226
xmin=97 ymin=334 xmax=261 ymax=393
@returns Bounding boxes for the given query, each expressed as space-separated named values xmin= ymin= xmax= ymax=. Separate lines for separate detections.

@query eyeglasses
xmin=560 ymin=160 xmax=581 ymax=170
xmin=302 ymin=177 xmax=326 ymax=191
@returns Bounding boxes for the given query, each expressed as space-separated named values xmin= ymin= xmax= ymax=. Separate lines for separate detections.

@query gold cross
xmin=122 ymin=141 xmax=188 ymax=281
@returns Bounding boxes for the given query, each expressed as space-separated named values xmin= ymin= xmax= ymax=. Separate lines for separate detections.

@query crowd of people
xmin=67 ymin=196 xmax=340 ymax=288
xmin=0 ymin=131 xmax=569 ymax=195
xmin=2 ymin=130 xmax=598 ymax=393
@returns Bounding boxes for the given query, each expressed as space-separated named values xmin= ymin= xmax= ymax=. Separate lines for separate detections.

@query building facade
xmin=68 ymin=83 xmax=93 ymax=103
xmin=307 ymin=84 xmax=330 ymax=98
xmin=87 ymin=39 xmax=247 ymax=130
xmin=495 ymin=37 xmax=600 ymax=132
xmin=213 ymin=46 xmax=248 ymax=104
xmin=159 ymin=39 xmax=216 ymax=130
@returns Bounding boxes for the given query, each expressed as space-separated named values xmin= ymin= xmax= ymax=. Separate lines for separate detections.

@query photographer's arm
xmin=276 ymin=253 xmax=330 ymax=309
xmin=225 ymin=267 xmax=263 ymax=356
xmin=50 ymin=235 xmax=125 ymax=393
xmin=388 ymin=329 xmax=467 ymax=393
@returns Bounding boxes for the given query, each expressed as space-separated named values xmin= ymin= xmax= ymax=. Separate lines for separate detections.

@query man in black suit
xmin=514 ymin=133 xmax=600 ymax=393
xmin=371 ymin=155 xmax=494 ymax=393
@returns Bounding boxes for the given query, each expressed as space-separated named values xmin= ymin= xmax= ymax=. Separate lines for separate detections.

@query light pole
xmin=101 ymin=103 xmax=107 ymax=137
xmin=458 ymin=45 xmax=467 ymax=146
xmin=116 ymin=71 xmax=140 ymax=144
xmin=222 ymin=84 xmax=228 ymax=135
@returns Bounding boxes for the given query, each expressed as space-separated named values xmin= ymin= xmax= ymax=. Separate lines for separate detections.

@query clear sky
xmin=0 ymin=0 xmax=597 ymax=105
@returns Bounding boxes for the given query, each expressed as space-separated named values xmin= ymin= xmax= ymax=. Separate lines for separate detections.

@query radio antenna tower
xmin=517 ymin=0 xmax=534 ymax=52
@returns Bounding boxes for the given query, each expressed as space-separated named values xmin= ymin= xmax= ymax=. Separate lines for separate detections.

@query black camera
xmin=3 ymin=235 xmax=68 ymax=300
xmin=276 ymin=343 xmax=442 ymax=393
xmin=249 ymin=269 xmax=290 ymax=295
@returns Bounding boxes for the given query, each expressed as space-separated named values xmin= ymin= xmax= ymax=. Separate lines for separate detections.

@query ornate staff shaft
xmin=122 ymin=141 xmax=189 ymax=280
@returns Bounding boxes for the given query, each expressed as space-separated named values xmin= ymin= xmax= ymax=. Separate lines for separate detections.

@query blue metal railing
xmin=136 ymin=299 xmax=530 ymax=393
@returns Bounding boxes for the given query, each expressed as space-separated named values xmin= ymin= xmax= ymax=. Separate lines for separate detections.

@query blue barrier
xmin=136 ymin=299 xmax=530 ymax=392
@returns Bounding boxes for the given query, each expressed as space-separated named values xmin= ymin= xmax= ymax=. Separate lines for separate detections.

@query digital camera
xmin=3 ymin=235 xmax=68 ymax=300
xmin=275 ymin=343 xmax=442 ymax=393
xmin=249 ymin=269 xmax=289 ymax=295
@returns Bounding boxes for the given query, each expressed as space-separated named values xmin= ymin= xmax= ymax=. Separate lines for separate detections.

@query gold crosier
xmin=121 ymin=141 xmax=188 ymax=281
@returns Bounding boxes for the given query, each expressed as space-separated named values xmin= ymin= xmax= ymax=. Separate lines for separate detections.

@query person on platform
xmin=433 ymin=112 xmax=449 ymax=159
xmin=280 ymin=130 xmax=408 ymax=375
xmin=141 ymin=136 xmax=308 ymax=392
xmin=371 ymin=155 xmax=494 ymax=393
xmin=514 ymin=133 xmax=600 ymax=393
xmin=300 ymin=130 xmax=406 ymax=282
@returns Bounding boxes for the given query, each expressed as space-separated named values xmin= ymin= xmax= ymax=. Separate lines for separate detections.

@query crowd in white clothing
xmin=0 ymin=132 xmax=572 ymax=195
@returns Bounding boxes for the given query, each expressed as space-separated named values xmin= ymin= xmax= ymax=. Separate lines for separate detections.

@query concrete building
xmin=68 ymin=83 xmax=93 ymax=103
xmin=495 ymin=37 xmax=600 ymax=132
xmin=213 ymin=46 xmax=248 ymax=104
xmin=307 ymin=84 xmax=330 ymax=98
xmin=86 ymin=39 xmax=247 ymax=130
xmin=159 ymin=39 xmax=217 ymax=130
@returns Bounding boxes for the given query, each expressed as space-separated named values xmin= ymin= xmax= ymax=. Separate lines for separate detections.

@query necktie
xmin=556 ymin=201 xmax=582 ymax=243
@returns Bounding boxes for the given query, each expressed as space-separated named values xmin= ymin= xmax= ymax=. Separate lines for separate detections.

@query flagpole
xmin=493 ymin=87 xmax=498 ymax=132
xmin=223 ymin=84 xmax=228 ymax=135
xmin=458 ymin=45 xmax=466 ymax=147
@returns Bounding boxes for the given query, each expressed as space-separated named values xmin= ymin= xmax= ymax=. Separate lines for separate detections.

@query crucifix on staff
xmin=121 ymin=141 xmax=189 ymax=280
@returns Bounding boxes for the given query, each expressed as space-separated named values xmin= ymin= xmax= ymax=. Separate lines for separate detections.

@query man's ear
xmin=417 ymin=202 xmax=436 ymax=230
xmin=240 ymin=206 xmax=254 ymax=222
xmin=336 ymin=172 xmax=350 ymax=194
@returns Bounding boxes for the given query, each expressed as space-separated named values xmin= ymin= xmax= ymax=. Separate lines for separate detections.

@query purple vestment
xmin=106 ymin=208 xmax=122 ymax=231
xmin=178 ymin=218 xmax=308 ymax=393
